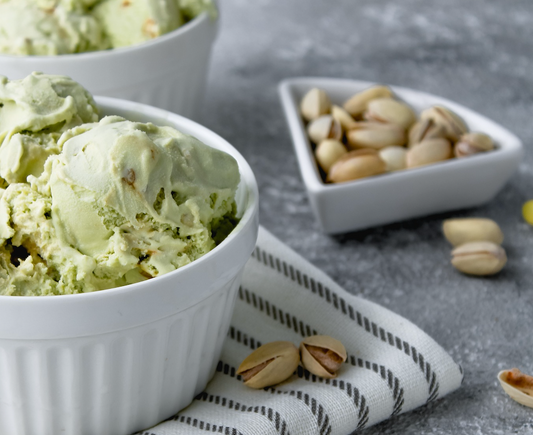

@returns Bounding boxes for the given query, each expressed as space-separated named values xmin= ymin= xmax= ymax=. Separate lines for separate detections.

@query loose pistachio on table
xmin=443 ymin=218 xmax=504 ymax=246
xmin=300 ymin=84 xmax=496 ymax=184
xmin=443 ymin=217 xmax=507 ymax=276
xmin=450 ymin=241 xmax=507 ymax=276
xmin=498 ymin=368 xmax=533 ymax=408
xmin=300 ymin=335 xmax=347 ymax=379
xmin=237 ymin=341 xmax=300 ymax=389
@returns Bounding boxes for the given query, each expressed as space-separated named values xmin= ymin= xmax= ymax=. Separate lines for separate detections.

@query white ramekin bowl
xmin=0 ymin=12 xmax=218 ymax=120
xmin=279 ymin=77 xmax=523 ymax=234
xmin=0 ymin=97 xmax=259 ymax=435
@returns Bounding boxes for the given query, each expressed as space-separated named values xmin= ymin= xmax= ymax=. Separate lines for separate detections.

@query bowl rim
xmin=0 ymin=7 xmax=214 ymax=62
xmin=278 ymin=76 xmax=524 ymax=195
xmin=0 ymin=95 xmax=259 ymax=302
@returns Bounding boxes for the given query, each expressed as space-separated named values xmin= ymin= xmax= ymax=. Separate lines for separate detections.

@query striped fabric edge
xmin=134 ymin=226 xmax=463 ymax=435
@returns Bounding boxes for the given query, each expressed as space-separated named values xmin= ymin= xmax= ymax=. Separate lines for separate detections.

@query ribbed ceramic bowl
xmin=0 ymin=97 xmax=259 ymax=435
xmin=0 ymin=11 xmax=218 ymax=120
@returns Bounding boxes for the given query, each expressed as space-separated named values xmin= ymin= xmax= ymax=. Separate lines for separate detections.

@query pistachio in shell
xmin=300 ymin=335 xmax=347 ymax=379
xmin=454 ymin=132 xmax=494 ymax=158
xmin=300 ymin=88 xmax=331 ymax=122
xmin=498 ymin=368 xmax=533 ymax=408
xmin=236 ymin=341 xmax=300 ymax=389
xmin=406 ymin=137 xmax=452 ymax=168
xmin=307 ymin=115 xmax=342 ymax=144
xmin=443 ymin=218 xmax=504 ymax=247
xmin=420 ymin=105 xmax=468 ymax=142
xmin=379 ymin=146 xmax=407 ymax=172
xmin=327 ymin=149 xmax=386 ymax=183
xmin=346 ymin=122 xmax=405 ymax=150
xmin=364 ymin=97 xmax=417 ymax=130
xmin=451 ymin=241 xmax=507 ymax=276
xmin=331 ymin=104 xmax=358 ymax=130
xmin=408 ymin=118 xmax=446 ymax=148
xmin=343 ymin=85 xmax=393 ymax=118
xmin=315 ymin=139 xmax=347 ymax=173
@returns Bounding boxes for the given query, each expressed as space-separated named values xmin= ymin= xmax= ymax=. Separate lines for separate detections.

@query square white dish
xmin=279 ymin=77 xmax=523 ymax=234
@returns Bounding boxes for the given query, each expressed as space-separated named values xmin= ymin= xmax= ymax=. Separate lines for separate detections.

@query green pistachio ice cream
xmin=0 ymin=0 xmax=216 ymax=55
xmin=92 ymin=0 xmax=184 ymax=49
xmin=0 ymin=0 xmax=107 ymax=55
xmin=0 ymin=74 xmax=240 ymax=296
xmin=0 ymin=72 xmax=98 ymax=185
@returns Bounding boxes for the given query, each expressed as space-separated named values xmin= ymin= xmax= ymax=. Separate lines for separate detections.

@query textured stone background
xmin=203 ymin=1 xmax=533 ymax=433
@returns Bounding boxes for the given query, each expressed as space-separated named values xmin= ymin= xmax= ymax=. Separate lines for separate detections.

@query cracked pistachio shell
xmin=307 ymin=115 xmax=342 ymax=144
xmin=443 ymin=218 xmax=503 ymax=247
xmin=451 ymin=241 xmax=507 ymax=276
xmin=406 ymin=138 xmax=452 ymax=168
xmin=420 ymin=106 xmax=468 ymax=142
xmin=331 ymin=105 xmax=358 ymax=130
xmin=408 ymin=119 xmax=446 ymax=148
xmin=364 ymin=98 xmax=416 ymax=130
xmin=300 ymin=335 xmax=347 ymax=379
xmin=327 ymin=149 xmax=386 ymax=183
xmin=454 ymin=132 xmax=495 ymax=158
xmin=237 ymin=341 xmax=300 ymax=389
xmin=343 ymin=85 xmax=393 ymax=118
xmin=315 ymin=139 xmax=347 ymax=173
xmin=346 ymin=122 xmax=405 ymax=150
xmin=498 ymin=369 xmax=533 ymax=408
xmin=300 ymin=88 xmax=331 ymax=122
xmin=379 ymin=146 xmax=407 ymax=172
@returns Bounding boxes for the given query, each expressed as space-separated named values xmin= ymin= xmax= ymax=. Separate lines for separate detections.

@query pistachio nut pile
xmin=236 ymin=335 xmax=347 ymax=389
xmin=300 ymin=86 xmax=495 ymax=183
xmin=443 ymin=218 xmax=507 ymax=275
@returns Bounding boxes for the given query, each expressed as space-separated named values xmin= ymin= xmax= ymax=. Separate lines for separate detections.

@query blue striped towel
xmin=139 ymin=227 xmax=463 ymax=435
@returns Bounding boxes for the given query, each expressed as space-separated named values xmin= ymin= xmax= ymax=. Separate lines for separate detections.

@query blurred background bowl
xmin=0 ymin=11 xmax=218 ymax=121
xmin=0 ymin=97 xmax=259 ymax=435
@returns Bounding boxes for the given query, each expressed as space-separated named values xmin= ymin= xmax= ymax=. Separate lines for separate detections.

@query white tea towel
xmin=139 ymin=226 xmax=463 ymax=435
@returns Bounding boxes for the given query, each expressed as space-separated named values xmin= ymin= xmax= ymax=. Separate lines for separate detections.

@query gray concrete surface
xmin=203 ymin=1 xmax=533 ymax=433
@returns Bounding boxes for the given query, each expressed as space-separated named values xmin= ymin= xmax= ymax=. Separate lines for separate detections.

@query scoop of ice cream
xmin=92 ymin=0 xmax=184 ymax=48
xmin=0 ymin=72 xmax=98 ymax=184
xmin=0 ymin=116 xmax=240 ymax=295
xmin=0 ymin=0 xmax=107 ymax=56
xmin=0 ymin=0 xmax=216 ymax=55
